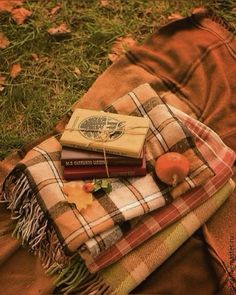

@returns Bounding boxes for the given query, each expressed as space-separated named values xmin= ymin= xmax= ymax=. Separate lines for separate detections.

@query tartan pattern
xmin=80 ymin=104 xmax=235 ymax=271
xmin=1 ymin=84 xmax=214 ymax=254
xmin=99 ymin=180 xmax=235 ymax=295
xmin=2 ymin=84 xmax=220 ymax=257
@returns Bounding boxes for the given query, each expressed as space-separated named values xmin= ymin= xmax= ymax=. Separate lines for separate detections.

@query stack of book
xmin=59 ymin=108 xmax=150 ymax=180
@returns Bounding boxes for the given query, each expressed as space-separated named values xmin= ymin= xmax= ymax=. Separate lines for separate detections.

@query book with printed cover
xmin=60 ymin=108 xmax=149 ymax=158
xmin=63 ymin=156 xmax=147 ymax=180
xmin=61 ymin=147 xmax=144 ymax=167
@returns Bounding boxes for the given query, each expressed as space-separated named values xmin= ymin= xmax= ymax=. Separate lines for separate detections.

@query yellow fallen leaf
xmin=31 ymin=53 xmax=39 ymax=61
xmin=100 ymin=0 xmax=109 ymax=7
xmin=0 ymin=75 xmax=5 ymax=91
xmin=63 ymin=181 xmax=93 ymax=211
xmin=10 ymin=63 xmax=21 ymax=78
xmin=108 ymin=35 xmax=136 ymax=62
xmin=47 ymin=23 xmax=71 ymax=38
xmin=0 ymin=0 xmax=23 ymax=13
xmin=50 ymin=4 xmax=61 ymax=16
xmin=74 ymin=67 xmax=81 ymax=77
xmin=0 ymin=32 xmax=10 ymax=49
xmin=11 ymin=7 xmax=32 ymax=25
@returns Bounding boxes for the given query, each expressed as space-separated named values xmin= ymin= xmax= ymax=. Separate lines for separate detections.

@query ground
xmin=0 ymin=0 xmax=235 ymax=159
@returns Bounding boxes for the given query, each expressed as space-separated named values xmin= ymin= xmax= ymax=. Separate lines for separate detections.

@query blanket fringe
xmin=46 ymin=255 xmax=113 ymax=294
xmin=2 ymin=168 xmax=113 ymax=294
xmin=2 ymin=170 xmax=69 ymax=268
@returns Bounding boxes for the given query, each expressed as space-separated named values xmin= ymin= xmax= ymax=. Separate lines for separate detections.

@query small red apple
xmin=155 ymin=152 xmax=190 ymax=186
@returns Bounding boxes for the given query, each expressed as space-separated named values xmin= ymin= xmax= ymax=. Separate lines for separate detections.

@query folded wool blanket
xmin=52 ymin=179 xmax=234 ymax=294
xmin=1 ymin=83 xmax=234 ymax=295
xmin=1 ymin=84 xmax=216 ymax=262
xmin=83 ymin=146 xmax=234 ymax=274
xmin=99 ymin=180 xmax=235 ymax=295
xmin=80 ymin=101 xmax=235 ymax=265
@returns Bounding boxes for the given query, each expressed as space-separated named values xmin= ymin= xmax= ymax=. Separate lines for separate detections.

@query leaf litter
xmin=0 ymin=75 xmax=6 ymax=91
xmin=47 ymin=23 xmax=71 ymax=39
xmin=0 ymin=0 xmax=32 ymax=24
xmin=11 ymin=7 xmax=32 ymax=24
xmin=50 ymin=4 xmax=61 ymax=16
xmin=0 ymin=32 xmax=10 ymax=49
xmin=10 ymin=63 xmax=22 ymax=78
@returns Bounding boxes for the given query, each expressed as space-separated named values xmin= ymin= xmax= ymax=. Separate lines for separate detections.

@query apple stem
xmin=172 ymin=174 xmax=178 ymax=187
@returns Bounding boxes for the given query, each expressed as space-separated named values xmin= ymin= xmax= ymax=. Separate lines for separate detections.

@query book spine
xmin=63 ymin=167 xmax=146 ymax=180
xmin=60 ymin=142 xmax=140 ymax=158
xmin=61 ymin=158 xmax=142 ymax=167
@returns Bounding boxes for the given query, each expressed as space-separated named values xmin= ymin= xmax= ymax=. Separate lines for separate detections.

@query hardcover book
xmin=63 ymin=157 xmax=147 ymax=180
xmin=61 ymin=147 xmax=144 ymax=167
xmin=59 ymin=108 xmax=149 ymax=158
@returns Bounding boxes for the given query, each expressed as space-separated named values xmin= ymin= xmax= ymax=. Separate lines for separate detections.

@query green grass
xmin=0 ymin=0 xmax=235 ymax=159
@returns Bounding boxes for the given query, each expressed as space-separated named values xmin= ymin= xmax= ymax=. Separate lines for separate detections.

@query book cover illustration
xmin=60 ymin=108 xmax=150 ymax=158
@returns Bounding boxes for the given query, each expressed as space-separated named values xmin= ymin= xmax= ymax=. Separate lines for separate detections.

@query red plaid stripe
xmin=86 ymin=108 xmax=235 ymax=273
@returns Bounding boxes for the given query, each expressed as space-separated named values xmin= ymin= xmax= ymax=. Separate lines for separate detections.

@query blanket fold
xmin=1 ymin=83 xmax=217 ymax=265
xmin=1 ymin=83 xmax=234 ymax=295
xmin=98 ymin=179 xmax=235 ymax=295
xmin=51 ymin=179 xmax=234 ymax=294
xmin=80 ymin=102 xmax=235 ymax=268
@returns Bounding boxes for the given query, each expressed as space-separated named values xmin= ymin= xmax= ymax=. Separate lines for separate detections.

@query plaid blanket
xmin=1 ymin=83 xmax=234 ymax=295
xmin=51 ymin=180 xmax=234 ymax=294
xmin=81 ymin=106 xmax=235 ymax=271
xmin=2 ymin=84 xmax=215 ymax=263
xmin=98 ymin=180 xmax=235 ymax=295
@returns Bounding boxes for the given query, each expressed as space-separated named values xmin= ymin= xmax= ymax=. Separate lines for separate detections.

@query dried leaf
xmin=50 ymin=4 xmax=61 ymax=16
xmin=100 ymin=0 xmax=109 ymax=7
xmin=0 ymin=75 xmax=5 ymax=91
xmin=63 ymin=181 xmax=93 ymax=211
xmin=74 ymin=66 xmax=81 ymax=77
xmin=0 ymin=32 xmax=10 ymax=49
xmin=0 ymin=0 xmax=23 ymax=13
xmin=10 ymin=63 xmax=21 ymax=78
xmin=47 ymin=23 xmax=71 ymax=38
xmin=167 ymin=13 xmax=183 ymax=21
xmin=11 ymin=7 xmax=32 ymax=24
xmin=109 ymin=36 xmax=136 ymax=62
xmin=31 ymin=53 xmax=39 ymax=61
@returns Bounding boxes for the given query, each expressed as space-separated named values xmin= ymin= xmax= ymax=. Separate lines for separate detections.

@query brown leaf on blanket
xmin=10 ymin=63 xmax=22 ymax=78
xmin=47 ymin=23 xmax=71 ymax=39
xmin=11 ymin=7 xmax=32 ymax=24
xmin=63 ymin=181 xmax=93 ymax=211
xmin=108 ymin=35 xmax=137 ymax=62
xmin=0 ymin=0 xmax=23 ymax=13
xmin=0 ymin=75 xmax=6 ymax=91
xmin=0 ymin=32 xmax=10 ymax=49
